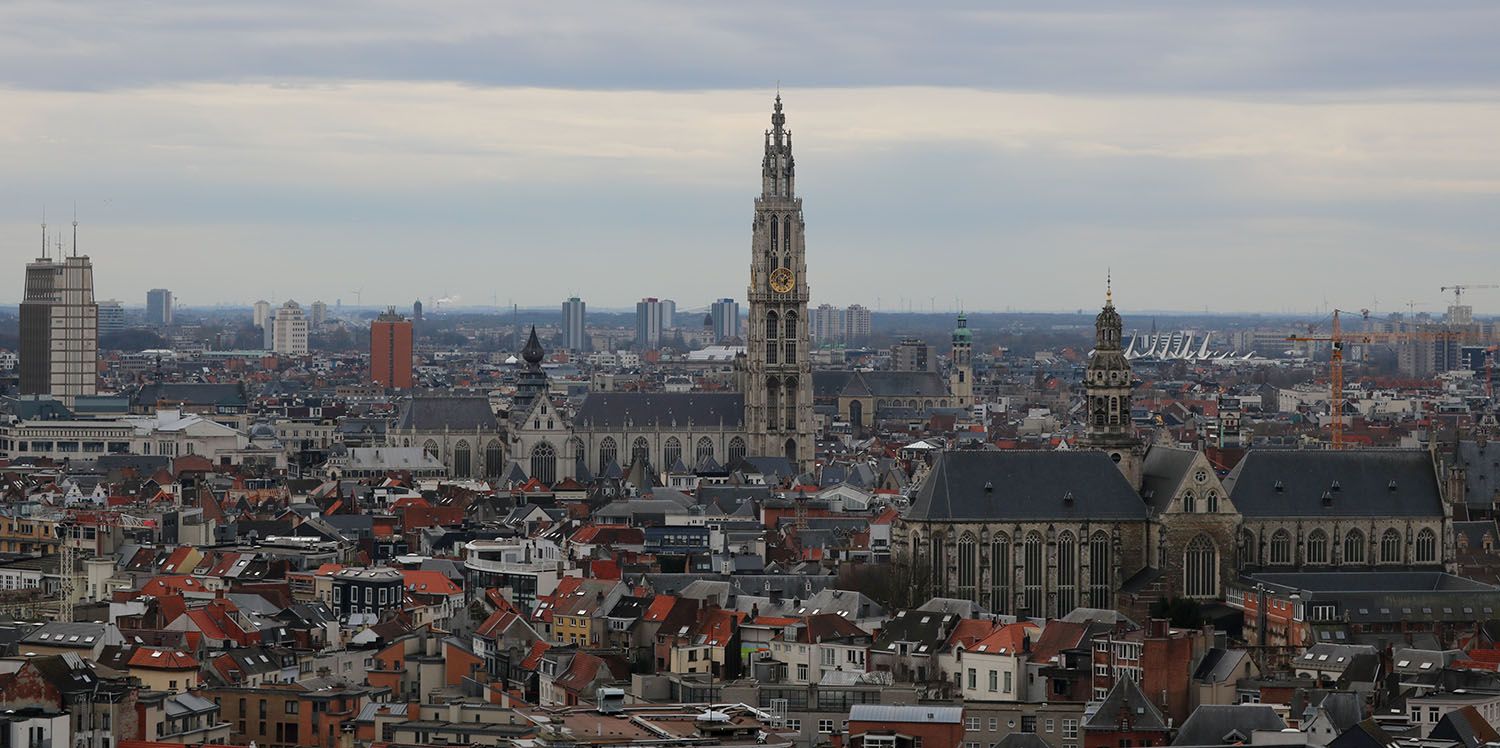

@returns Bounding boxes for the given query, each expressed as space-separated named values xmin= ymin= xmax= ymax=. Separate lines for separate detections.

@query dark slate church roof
xmin=1453 ymin=440 xmax=1500 ymax=507
xmin=573 ymin=392 xmax=744 ymax=430
xmin=906 ymin=450 xmax=1147 ymax=522
xmin=396 ymin=396 xmax=501 ymax=432
xmin=1223 ymin=449 xmax=1442 ymax=518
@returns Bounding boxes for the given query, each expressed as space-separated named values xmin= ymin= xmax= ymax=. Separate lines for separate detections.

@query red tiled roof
xmin=971 ymin=622 xmax=1038 ymax=656
xmin=140 ymin=575 xmax=208 ymax=596
xmin=127 ymin=647 xmax=198 ymax=670
xmin=695 ymin=609 xmax=745 ymax=647
xmin=641 ymin=595 xmax=678 ymax=623
xmin=946 ymin=618 xmax=1000 ymax=650
xmin=401 ymin=570 xmax=461 ymax=596
xmin=519 ymin=641 xmax=549 ymax=670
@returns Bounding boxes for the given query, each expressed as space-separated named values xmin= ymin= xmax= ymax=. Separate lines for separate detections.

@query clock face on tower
xmin=769 ymin=267 xmax=796 ymax=293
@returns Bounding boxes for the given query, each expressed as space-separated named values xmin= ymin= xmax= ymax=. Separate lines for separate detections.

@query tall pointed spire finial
xmin=1106 ymin=269 xmax=1113 ymax=306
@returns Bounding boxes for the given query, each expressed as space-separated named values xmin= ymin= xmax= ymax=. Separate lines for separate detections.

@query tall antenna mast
xmin=72 ymin=203 xmax=78 ymax=257
xmin=40 ymin=207 xmax=47 ymax=259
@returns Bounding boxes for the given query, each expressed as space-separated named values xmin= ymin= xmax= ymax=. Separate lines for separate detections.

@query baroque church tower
xmin=745 ymin=95 xmax=815 ymax=470
xmin=950 ymin=313 xmax=973 ymax=408
xmin=1082 ymin=278 xmax=1143 ymax=487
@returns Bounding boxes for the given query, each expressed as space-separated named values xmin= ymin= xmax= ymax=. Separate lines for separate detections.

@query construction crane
xmin=1440 ymin=284 xmax=1500 ymax=306
xmin=1287 ymin=310 xmax=1348 ymax=449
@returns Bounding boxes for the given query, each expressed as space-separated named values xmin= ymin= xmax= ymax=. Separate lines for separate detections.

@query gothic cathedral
xmin=745 ymin=96 xmax=815 ymax=471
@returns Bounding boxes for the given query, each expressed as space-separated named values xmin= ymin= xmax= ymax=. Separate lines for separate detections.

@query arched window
xmin=1056 ymin=532 xmax=1077 ymax=617
xmin=765 ymin=311 xmax=779 ymax=364
xmin=990 ymin=534 xmax=1011 ymax=614
xmin=727 ymin=437 xmax=747 ymax=466
xmin=453 ymin=440 xmax=472 ymax=477
xmin=1381 ymin=529 xmax=1403 ymax=564
xmin=530 ymin=442 xmax=557 ymax=486
xmin=930 ymin=534 xmax=946 ymax=589
xmin=766 ymin=378 xmax=781 ymax=435
xmin=1182 ymin=491 xmax=1197 ymax=514
xmin=1108 ymin=396 xmax=1120 ymax=424
xmin=598 ymin=437 xmax=618 ymax=470
xmin=1023 ymin=532 xmax=1044 ymax=615
xmin=1416 ymin=528 xmax=1437 ymax=564
xmin=485 ymin=440 xmax=503 ymax=479
xmin=695 ymin=437 xmax=714 ymax=464
xmin=770 ymin=216 xmax=778 ymax=255
xmin=1344 ymin=529 xmax=1365 ymax=564
xmin=422 ymin=439 xmax=439 ymax=459
xmin=1089 ymin=532 xmax=1111 ymax=608
xmin=1184 ymin=535 xmax=1218 ymax=598
xmin=1307 ymin=530 xmax=1328 ymax=565
xmin=662 ymin=437 xmax=683 ymax=468
xmin=631 ymin=436 xmax=650 ymax=468
xmin=783 ymin=311 xmax=797 ymax=340
xmin=784 ymin=376 xmax=798 ymax=430
xmin=957 ymin=535 xmax=978 ymax=601
xmin=1270 ymin=530 xmax=1292 ymax=565
xmin=568 ymin=437 xmax=585 ymax=465
xmin=1241 ymin=529 xmax=1258 ymax=566
xmin=1205 ymin=491 xmax=1219 ymax=513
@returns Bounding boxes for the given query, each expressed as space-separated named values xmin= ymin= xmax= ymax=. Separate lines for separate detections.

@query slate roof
xmin=573 ymin=392 xmax=744 ymax=430
xmin=840 ymin=371 xmax=949 ymax=399
xmin=1453 ymin=440 xmax=1500 ymax=507
xmin=1171 ymin=705 xmax=1287 ymax=746
xmin=135 ymin=383 xmax=247 ymax=408
xmin=1141 ymin=444 xmax=1199 ymax=512
xmin=907 ymin=450 xmax=1148 ymax=521
xmin=1431 ymin=705 xmax=1500 ymax=748
xmin=396 ymin=396 xmax=500 ymax=432
xmin=1084 ymin=677 xmax=1168 ymax=731
xmin=1223 ymin=449 xmax=1442 ymax=518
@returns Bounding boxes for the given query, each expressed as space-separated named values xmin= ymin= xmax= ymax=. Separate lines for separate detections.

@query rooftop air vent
xmin=984 ymin=481 xmax=993 ymax=493
xmin=1388 ymin=480 xmax=1398 ymax=491
xmin=1063 ymin=491 xmax=1075 ymax=506
xmin=1274 ymin=481 xmax=1284 ymax=492
xmin=1321 ymin=491 xmax=1333 ymax=506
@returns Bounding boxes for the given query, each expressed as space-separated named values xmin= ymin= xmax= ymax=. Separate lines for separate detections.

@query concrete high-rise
xmin=710 ymin=298 xmax=739 ymax=342
xmin=744 ymin=95 xmax=814 ymax=469
xmin=253 ymin=300 xmax=271 ymax=329
xmin=272 ymin=301 xmax=309 ymax=356
xmin=19 ymin=240 xmax=98 ymax=406
xmin=310 ymin=300 xmax=328 ymax=327
xmin=562 ymin=297 xmax=587 ymax=351
xmin=370 ymin=308 xmax=414 ymax=388
xmin=636 ymin=297 xmax=665 ymax=351
xmin=97 ymin=300 xmax=125 ymax=336
xmin=661 ymin=299 xmax=677 ymax=330
xmin=146 ymin=288 xmax=173 ymax=326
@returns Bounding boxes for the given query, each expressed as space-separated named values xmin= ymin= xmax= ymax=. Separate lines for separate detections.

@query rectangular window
xmin=1046 ymin=719 xmax=1055 ymax=733
xmin=967 ymin=668 xmax=977 ymax=689
xmin=989 ymin=670 xmax=998 ymax=692
xmin=787 ymin=720 xmax=800 ymax=731
xmin=989 ymin=719 xmax=998 ymax=731
xmin=966 ymin=717 xmax=980 ymax=731
xmin=1004 ymin=671 xmax=1014 ymax=693
xmin=797 ymin=664 xmax=809 ymax=681
xmin=1063 ymin=720 xmax=1079 ymax=739
xmin=819 ymin=720 xmax=834 ymax=734
xmin=1021 ymin=716 xmax=1036 ymax=733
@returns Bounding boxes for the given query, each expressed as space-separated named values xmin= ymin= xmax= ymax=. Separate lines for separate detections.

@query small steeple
xmin=521 ymin=325 xmax=545 ymax=366
xmin=1105 ymin=269 xmax=1113 ymax=307
xmin=771 ymin=93 xmax=785 ymax=145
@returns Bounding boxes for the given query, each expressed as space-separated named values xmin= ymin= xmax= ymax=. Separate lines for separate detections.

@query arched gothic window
xmin=695 ymin=437 xmax=715 ymax=464
xmin=485 ymin=440 xmax=503 ymax=479
xmin=1307 ymin=530 xmax=1329 ymax=565
xmin=957 ymin=535 xmax=978 ymax=601
xmin=422 ymin=439 xmax=439 ymax=459
xmin=1381 ymin=529 xmax=1403 ymax=564
xmin=631 ymin=436 xmax=650 ymax=468
xmin=728 ymin=437 xmax=747 ymax=467
xmin=1205 ymin=491 xmax=1219 ymax=513
xmin=1416 ymin=528 xmax=1437 ymax=564
xmin=930 ymin=534 xmax=946 ymax=589
xmin=1344 ymin=529 xmax=1365 ymax=564
xmin=530 ymin=442 xmax=557 ymax=486
xmin=453 ymin=440 xmax=472 ymax=477
xmin=1089 ymin=532 xmax=1112 ymax=608
xmin=1270 ymin=530 xmax=1292 ymax=565
xmin=1241 ymin=529 xmax=1258 ymax=566
xmin=770 ymin=216 xmax=779 ymax=254
xmin=662 ymin=437 xmax=682 ymax=469
xmin=765 ymin=311 xmax=779 ymax=364
xmin=598 ymin=437 xmax=618 ymax=470
xmin=1184 ymin=535 xmax=1218 ymax=598
xmin=784 ymin=377 xmax=798 ymax=430
xmin=783 ymin=311 xmax=797 ymax=340
xmin=1183 ymin=491 xmax=1197 ymax=513
xmin=1023 ymin=532 xmax=1044 ymax=615
xmin=990 ymin=534 xmax=1011 ymax=614
xmin=1056 ymin=532 xmax=1077 ymax=617
xmin=568 ymin=437 xmax=585 ymax=465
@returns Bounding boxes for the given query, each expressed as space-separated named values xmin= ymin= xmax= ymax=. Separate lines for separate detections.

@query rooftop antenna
xmin=71 ymin=203 xmax=78 ymax=257
xmin=40 ymin=207 xmax=47 ymax=259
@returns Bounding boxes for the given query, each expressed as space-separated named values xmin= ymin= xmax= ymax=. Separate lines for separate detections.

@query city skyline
xmin=4 ymin=3 xmax=1500 ymax=313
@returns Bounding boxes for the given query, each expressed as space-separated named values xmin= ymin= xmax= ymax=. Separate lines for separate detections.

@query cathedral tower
xmin=745 ymin=95 xmax=815 ymax=471
xmin=1082 ymin=278 xmax=1142 ymax=486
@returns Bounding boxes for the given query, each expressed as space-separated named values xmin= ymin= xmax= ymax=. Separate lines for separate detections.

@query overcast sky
xmin=3 ymin=1 xmax=1499 ymax=316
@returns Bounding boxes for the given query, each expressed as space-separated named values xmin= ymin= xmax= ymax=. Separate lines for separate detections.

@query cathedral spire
xmin=762 ymin=95 xmax=795 ymax=199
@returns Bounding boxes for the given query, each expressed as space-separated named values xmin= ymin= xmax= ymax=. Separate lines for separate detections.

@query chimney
xmin=1148 ymin=618 xmax=1169 ymax=638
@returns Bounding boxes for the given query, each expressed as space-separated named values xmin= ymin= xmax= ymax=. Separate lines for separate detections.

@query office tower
xmin=710 ymin=298 xmax=739 ymax=342
xmin=370 ymin=308 xmax=414 ymax=388
xmin=272 ymin=301 xmax=309 ymax=355
xmin=146 ymin=288 xmax=173 ymax=326
xmin=744 ymin=95 xmax=814 ymax=469
xmin=661 ymin=299 xmax=676 ymax=330
xmin=413 ymin=299 xmax=423 ymax=323
xmin=636 ymin=298 xmax=664 ymax=350
xmin=19 ymin=236 xmax=98 ymax=406
xmin=310 ymin=300 xmax=328 ymax=327
xmin=562 ymin=297 xmax=587 ymax=351
xmin=97 ymin=300 xmax=126 ymax=336
xmin=253 ymin=299 xmax=271 ymax=329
